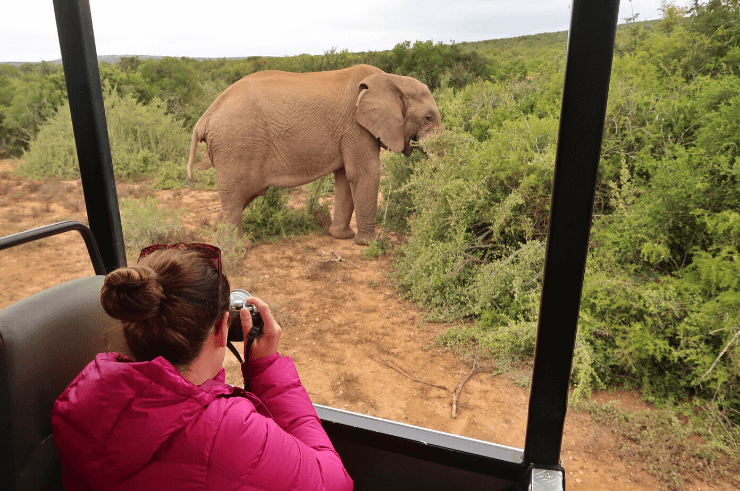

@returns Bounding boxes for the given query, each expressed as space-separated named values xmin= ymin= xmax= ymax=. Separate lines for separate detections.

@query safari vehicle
xmin=0 ymin=0 xmax=621 ymax=489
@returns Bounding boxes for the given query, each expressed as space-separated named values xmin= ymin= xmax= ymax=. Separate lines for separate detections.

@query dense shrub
xmin=393 ymin=114 xmax=557 ymax=320
xmin=378 ymin=149 xmax=424 ymax=233
xmin=18 ymin=86 xmax=190 ymax=185
xmin=241 ymin=187 xmax=325 ymax=242
xmin=0 ymin=63 xmax=67 ymax=156
xmin=384 ymin=5 xmax=740 ymax=436
xmin=16 ymin=102 xmax=78 ymax=179
xmin=383 ymin=40 xmax=490 ymax=90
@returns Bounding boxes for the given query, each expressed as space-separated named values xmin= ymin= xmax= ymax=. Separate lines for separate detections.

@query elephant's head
xmin=356 ymin=73 xmax=441 ymax=157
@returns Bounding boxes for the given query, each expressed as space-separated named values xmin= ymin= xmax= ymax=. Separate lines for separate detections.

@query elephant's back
xmin=223 ymin=65 xmax=383 ymax=101
xmin=207 ymin=64 xmax=384 ymax=126
xmin=203 ymin=64 xmax=384 ymax=120
xmin=241 ymin=64 xmax=383 ymax=86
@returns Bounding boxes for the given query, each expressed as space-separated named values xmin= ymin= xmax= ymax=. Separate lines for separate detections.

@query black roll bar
xmin=48 ymin=0 xmax=621 ymax=487
xmin=52 ymin=0 xmax=126 ymax=273
xmin=523 ymin=0 xmax=620 ymax=465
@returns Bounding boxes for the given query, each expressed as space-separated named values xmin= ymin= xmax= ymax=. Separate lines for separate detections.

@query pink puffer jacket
xmin=52 ymin=352 xmax=353 ymax=490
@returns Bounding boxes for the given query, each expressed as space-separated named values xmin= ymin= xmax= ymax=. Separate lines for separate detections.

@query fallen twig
xmin=451 ymin=355 xmax=496 ymax=418
xmin=319 ymin=249 xmax=361 ymax=269
xmin=699 ymin=327 xmax=740 ymax=384
xmin=372 ymin=354 xmax=449 ymax=392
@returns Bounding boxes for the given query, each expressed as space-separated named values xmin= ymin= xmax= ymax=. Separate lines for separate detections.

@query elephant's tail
xmin=186 ymin=120 xmax=206 ymax=181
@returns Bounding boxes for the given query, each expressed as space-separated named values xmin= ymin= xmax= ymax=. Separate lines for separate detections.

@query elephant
xmin=186 ymin=64 xmax=441 ymax=245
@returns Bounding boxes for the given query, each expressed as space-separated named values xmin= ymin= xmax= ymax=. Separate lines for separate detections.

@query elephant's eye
xmin=425 ymin=115 xmax=432 ymax=122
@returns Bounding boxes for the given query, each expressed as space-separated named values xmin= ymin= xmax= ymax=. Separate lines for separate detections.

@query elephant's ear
xmin=356 ymin=74 xmax=405 ymax=153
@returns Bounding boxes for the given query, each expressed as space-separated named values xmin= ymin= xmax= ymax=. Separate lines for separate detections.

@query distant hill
xmin=0 ymin=19 xmax=662 ymax=66
xmin=460 ymin=19 xmax=660 ymax=54
xmin=0 ymin=54 xmax=260 ymax=66
xmin=460 ymin=30 xmax=568 ymax=53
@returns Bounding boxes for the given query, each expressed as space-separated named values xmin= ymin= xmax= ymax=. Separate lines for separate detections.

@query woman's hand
xmin=241 ymin=297 xmax=282 ymax=360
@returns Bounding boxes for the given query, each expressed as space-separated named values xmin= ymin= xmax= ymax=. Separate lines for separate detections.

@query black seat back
xmin=0 ymin=275 xmax=129 ymax=491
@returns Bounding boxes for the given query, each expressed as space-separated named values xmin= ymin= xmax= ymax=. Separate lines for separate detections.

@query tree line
xmin=0 ymin=40 xmax=488 ymax=158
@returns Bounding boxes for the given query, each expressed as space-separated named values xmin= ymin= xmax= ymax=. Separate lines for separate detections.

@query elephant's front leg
xmin=328 ymin=168 xmax=356 ymax=240
xmin=346 ymin=162 xmax=380 ymax=246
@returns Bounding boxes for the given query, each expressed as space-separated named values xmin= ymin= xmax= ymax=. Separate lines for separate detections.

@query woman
xmin=52 ymin=243 xmax=353 ymax=490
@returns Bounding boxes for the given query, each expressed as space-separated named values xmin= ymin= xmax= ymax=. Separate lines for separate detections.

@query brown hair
xmin=100 ymin=248 xmax=230 ymax=366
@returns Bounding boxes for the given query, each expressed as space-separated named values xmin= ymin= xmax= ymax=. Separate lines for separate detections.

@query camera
xmin=227 ymin=289 xmax=264 ymax=342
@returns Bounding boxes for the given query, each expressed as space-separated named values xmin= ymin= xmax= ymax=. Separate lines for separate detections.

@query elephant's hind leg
xmin=328 ymin=168 xmax=356 ymax=240
xmin=214 ymin=163 xmax=259 ymax=240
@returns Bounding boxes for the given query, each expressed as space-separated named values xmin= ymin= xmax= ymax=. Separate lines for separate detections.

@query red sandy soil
xmin=0 ymin=159 xmax=732 ymax=490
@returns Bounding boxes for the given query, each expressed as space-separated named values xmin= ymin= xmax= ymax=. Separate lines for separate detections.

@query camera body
xmin=228 ymin=289 xmax=264 ymax=342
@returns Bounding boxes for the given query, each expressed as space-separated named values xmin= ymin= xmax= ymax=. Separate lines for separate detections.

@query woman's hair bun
xmin=101 ymin=265 xmax=166 ymax=322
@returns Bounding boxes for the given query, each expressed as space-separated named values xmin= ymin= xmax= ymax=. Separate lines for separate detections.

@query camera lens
xmin=229 ymin=289 xmax=251 ymax=311
xmin=227 ymin=289 xmax=253 ymax=343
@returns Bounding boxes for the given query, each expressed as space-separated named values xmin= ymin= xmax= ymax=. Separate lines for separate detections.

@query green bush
xmin=19 ymin=85 xmax=189 ymax=186
xmin=106 ymin=86 xmax=189 ymax=172
xmin=194 ymin=167 xmax=218 ymax=191
xmin=304 ymin=175 xmax=333 ymax=229
xmin=17 ymin=102 xmax=78 ymax=179
xmin=585 ymin=210 xmax=738 ymax=412
xmin=241 ymin=187 xmax=323 ymax=242
xmin=384 ymin=40 xmax=489 ymax=91
xmin=378 ymin=149 xmax=424 ymax=232
xmin=0 ymin=64 xmax=67 ymax=156
xmin=390 ymin=11 xmax=740 ymax=432
xmin=393 ymin=113 xmax=556 ymax=320
xmin=151 ymin=159 xmax=189 ymax=190
xmin=362 ymin=238 xmax=393 ymax=259
xmin=305 ymin=174 xmax=334 ymax=198
xmin=436 ymin=319 xmax=537 ymax=376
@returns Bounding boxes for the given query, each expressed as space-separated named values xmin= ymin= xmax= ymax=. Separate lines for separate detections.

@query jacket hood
xmin=53 ymin=352 xmax=239 ymax=486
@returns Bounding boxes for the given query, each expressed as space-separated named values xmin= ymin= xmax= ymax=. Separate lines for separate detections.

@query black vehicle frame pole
xmin=523 ymin=0 xmax=620 ymax=466
xmin=52 ymin=0 xmax=126 ymax=272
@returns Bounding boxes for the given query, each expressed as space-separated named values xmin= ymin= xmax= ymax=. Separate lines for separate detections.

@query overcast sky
xmin=2 ymin=0 xmax=669 ymax=63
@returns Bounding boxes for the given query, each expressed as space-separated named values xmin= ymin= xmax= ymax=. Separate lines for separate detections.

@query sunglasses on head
xmin=138 ymin=242 xmax=222 ymax=293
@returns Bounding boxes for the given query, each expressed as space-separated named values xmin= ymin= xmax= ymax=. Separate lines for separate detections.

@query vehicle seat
xmin=0 ymin=275 xmax=130 ymax=491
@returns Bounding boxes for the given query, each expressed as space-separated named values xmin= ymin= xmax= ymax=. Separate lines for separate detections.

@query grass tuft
xmin=199 ymin=221 xmax=248 ymax=277
xmin=362 ymin=237 xmax=393 ymax=259
xmin=118 ymin=197 xmax=191 ymax=262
